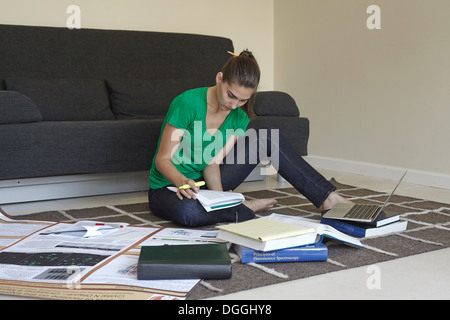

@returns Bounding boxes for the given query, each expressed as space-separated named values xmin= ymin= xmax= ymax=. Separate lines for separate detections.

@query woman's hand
xmin=155 ymin=124 xmax=200 ymax=201
xmin=176 ymin=179 xmax=200 ymax=200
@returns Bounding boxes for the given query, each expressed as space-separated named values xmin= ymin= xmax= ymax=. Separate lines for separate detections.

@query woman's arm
xmin=155 ymin=123 xmax=200 ymax=200
xmin=202 ymin=162 xmax=223 ymax=191
xmin=202 ymin=135 xmax=239 ymax=191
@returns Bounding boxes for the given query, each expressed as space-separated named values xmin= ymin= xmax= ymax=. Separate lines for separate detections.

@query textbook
xmin=265 ymin=214 xmax=363 ymax=247
xmin=216 ymin=218 xmax=316 ymax=252
xmin=321 ymin=217 xmax=408 ymax=238
xmin=234 ymin=243 xmax=328 ymax=264
xmin=168 ymin=187 xmax=245 ymax=212
xmin=137 ymin=243 xmax=232 ymax=280
xmin=360 ymin=211 xmax=400 ymax=227
xmin=216 ymin=214 xmax=362 ymax=252
xmin=217 ymin=213 xmax=363 ymax=252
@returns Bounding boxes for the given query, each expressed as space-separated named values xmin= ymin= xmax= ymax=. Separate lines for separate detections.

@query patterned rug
xmin=6 ymin=179 xmax=450 ymax=299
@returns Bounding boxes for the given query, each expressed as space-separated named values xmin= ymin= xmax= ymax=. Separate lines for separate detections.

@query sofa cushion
xmin=0 ymin=119 xmax=164 ymax=179
xmin=0 ymin=91 xmax=42 ymax=124
xmin=107 ymin=78 xmax=195 ymax=119
xmin=5 ymin=78 xmax=115 ymax=121
xmin=254 ymin=91 xmax=300 ymax=117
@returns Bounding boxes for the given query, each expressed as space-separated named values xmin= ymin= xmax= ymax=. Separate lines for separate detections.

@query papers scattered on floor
xmin=0 ymin=211 xmax=220 ymax=300
xmin=39 ymin=221 xmax=128 ymax=238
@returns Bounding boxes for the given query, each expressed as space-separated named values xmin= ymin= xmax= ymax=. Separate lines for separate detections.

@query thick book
xmin=360 ymin=211 xmax=400 ymax=227
xmin=216 ymin=218 xmax=317 ymax=252
xmin=168 ymin=187 xmax=245 ymax=212
xmin=137 ymin=243 xmax=232 ymax=280
xmin=216 ymin=214 xmax=362 ymax=252
xmin=321 ymin=217 xmax=408 ymax=238
xmin=234 ymin=243 xmax=328 ymax=264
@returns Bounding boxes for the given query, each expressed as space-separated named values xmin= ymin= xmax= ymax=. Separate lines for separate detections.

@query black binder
xmin=137 ymin=243 xmax=232 ymax=280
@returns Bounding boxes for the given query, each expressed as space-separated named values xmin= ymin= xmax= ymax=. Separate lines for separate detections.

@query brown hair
xmin=222 ymin=49 xmax=260 ymax=119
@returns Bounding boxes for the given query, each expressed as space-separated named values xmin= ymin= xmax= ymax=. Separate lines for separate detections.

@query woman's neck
xmin=207 ymin=86 xmax=220 ymax=113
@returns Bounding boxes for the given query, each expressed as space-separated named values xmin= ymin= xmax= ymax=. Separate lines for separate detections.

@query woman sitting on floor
xmin=148 ymin=50 xmax=352 ymax=227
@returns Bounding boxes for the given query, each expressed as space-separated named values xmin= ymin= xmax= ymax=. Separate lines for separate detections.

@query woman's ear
xmin=216 ymin=72 xmax=223 ymax=84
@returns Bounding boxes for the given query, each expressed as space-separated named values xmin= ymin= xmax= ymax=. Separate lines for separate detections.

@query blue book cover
xmin=235 ymin=243 xmax=328 ymax=264
xmin=321 ymin=217 xmax=407 ymax=238
xmin=321 ymin=218 xmax=368 ymax=237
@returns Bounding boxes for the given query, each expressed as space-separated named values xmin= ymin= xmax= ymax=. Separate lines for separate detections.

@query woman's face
xmin=216 ymin=72 xmax=255 ymax=112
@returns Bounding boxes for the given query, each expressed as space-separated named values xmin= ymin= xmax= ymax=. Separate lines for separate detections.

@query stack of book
xmin=320 ymin=211 xmax=407 ymax=238
xmin=216 ymin=214 xmax=363 ymax=264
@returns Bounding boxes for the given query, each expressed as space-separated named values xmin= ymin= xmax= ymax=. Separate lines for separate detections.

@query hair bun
xmin=239 ymin=49 xmax=254 ymax=59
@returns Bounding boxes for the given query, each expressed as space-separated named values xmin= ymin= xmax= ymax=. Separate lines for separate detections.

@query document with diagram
xmin=0 ymin=211 xmax=219 ymax=300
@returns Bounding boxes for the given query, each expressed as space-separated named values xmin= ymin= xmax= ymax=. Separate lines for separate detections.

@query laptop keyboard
xmin=343 ymin=204 xmax=381 ymax=220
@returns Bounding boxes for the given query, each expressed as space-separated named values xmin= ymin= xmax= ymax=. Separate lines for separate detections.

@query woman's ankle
xmin=243 ymin=198 xmax=278 ymax=213
xmin=320 ymin=192 xmax=353 ymax=211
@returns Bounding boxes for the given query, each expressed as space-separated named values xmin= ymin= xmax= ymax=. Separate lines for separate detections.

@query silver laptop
xmin=322 ymin=171 xmax=407 ymax=223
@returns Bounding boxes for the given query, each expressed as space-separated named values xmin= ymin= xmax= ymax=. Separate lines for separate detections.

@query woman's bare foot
xmin=320 ymin=192 xmax=353 ymax=212
xmin=243 ymin=198 xmax=278 ymax=213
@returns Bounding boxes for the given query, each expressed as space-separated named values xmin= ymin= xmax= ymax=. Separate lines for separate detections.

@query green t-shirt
xmin=149 ymin=87 xmax=250 ymax=189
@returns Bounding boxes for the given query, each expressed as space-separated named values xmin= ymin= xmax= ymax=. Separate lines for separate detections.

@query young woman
xmin=148 ymin=50 xmax=351 ymax=227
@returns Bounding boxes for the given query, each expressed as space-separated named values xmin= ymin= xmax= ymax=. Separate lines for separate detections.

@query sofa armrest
xmin=254 ymin=91 xmax=300 ymax=117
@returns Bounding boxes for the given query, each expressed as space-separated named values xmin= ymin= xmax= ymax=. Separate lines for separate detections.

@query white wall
xmin=2 ymin=0 xmax=450 ymax=188
xmin=274 ymin=0 xmax=450 ymax=185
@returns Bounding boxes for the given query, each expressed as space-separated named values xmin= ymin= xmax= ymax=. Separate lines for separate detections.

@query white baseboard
xmin=0 ymin=166 xmax=266 ymax=204
xmin=4 ymin=156 xmax=446 ymax=204
xmin=0 ymin=172 xmax=150 ymax=205
xmin=304 ymin=155 xmax=450 ymax=190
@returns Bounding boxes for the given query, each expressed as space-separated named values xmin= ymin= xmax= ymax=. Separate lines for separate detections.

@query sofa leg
xmin=277 ymin=173 xmax=286 ymax=183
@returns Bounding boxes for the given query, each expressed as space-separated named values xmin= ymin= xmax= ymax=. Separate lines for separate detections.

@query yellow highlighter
xmin=178 ymin=181 xmax=205 ymax=190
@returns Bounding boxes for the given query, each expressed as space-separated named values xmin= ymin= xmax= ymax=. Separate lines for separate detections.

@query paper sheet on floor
xmin=0 ymin=211 xmax=219 ymax=300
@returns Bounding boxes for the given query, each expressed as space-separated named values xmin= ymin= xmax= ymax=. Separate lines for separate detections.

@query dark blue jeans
xmin=148 ymin=127 xmax=336 ymax=227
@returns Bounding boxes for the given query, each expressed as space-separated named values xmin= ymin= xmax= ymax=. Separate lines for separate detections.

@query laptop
xmin=322 ymin=171 xmax=408 ymax=223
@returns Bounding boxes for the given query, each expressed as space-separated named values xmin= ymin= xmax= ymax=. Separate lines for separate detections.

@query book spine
xmin=137 ymin=263 xmax=232 ymax=280
xmin=238 ymin=244 xmax=328 ymax=264
xmin=320 ymin=218 xmax=366 ymax=237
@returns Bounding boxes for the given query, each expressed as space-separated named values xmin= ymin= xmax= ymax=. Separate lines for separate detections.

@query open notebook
xmin=167 ymin=187 xmax=245 ymax=212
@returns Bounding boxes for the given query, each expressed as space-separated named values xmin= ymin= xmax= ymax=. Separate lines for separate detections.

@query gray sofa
xmin=0 ymin=24 xmax=309 ymax=197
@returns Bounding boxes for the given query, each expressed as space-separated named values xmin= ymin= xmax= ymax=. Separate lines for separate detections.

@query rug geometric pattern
xmin=11 ymin=179 xmax=450 ymax=299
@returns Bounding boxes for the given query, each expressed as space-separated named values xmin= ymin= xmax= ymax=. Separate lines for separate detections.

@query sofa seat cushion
xmin=0 ymin=119 xmax=164 ymax=179
xmin=5 ymin=78 xmax=115 ymax=121
xmin=107 ymin=78 xmax=195 ymax=119
xmin=0 ymin=90 xmax=42 ymax=124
